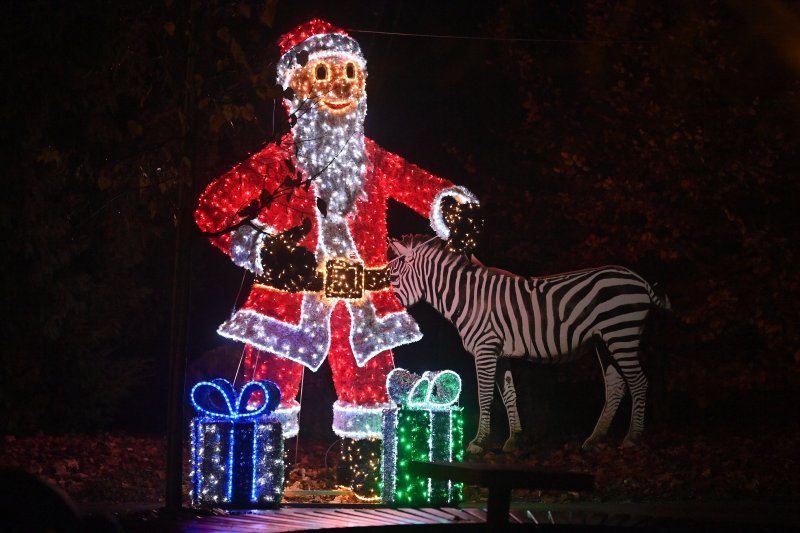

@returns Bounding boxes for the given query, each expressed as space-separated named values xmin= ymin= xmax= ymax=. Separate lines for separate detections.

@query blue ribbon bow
xmin=191 ymin=378 xmax=281 ymax=420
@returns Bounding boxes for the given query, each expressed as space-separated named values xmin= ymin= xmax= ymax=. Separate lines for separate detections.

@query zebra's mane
xmin=390 ymin=234 xmax=472 ymax=266
xmin=391 ymin=234 xmax=524 ymax=279
xmin=389 ymin=233 xmax=445 ymax=262
xmin=396 ymin=233 xmax=445 ymax=251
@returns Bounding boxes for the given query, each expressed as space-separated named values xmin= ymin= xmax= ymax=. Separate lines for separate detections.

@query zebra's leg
xmin=499 ymin=370 xmax=523 ymax=452
xmin=605 ymin=335 xmax=649 ymax=448
xmin=620 ymin=360 xmax=648 ymax=448
xmin=582 ymin=345 xmax=626 ymax=450
xmin=467 ymin=350 xmax=498 ymax=455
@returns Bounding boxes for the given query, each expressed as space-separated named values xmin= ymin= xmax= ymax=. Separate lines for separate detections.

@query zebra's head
xmin=387 ymin=234 xmax=432 ymax=307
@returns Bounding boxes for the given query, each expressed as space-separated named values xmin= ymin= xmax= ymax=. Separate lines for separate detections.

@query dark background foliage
xmin=1 ymin=0 xmax=798 ymax=454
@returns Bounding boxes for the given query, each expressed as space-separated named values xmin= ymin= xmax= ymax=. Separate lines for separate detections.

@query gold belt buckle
xmin=324 ymin=258 xmax=365 ymax=299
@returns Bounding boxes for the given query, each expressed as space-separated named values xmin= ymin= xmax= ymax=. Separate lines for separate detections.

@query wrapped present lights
xmin=381 ymin=368 xmax=464 ymax=505
xmin=189 ymin=379 xmax=285 ymax=508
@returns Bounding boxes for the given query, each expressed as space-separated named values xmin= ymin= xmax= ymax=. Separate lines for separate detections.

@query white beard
xmin=292 ymin=97 xmax=368 ymax=218
xmin=291 ymin=96 xmax=368 ymax=258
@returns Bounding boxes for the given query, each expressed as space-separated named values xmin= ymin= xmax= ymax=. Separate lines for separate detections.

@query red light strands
xmin=277 ymin=19 xmax=348 ymax=56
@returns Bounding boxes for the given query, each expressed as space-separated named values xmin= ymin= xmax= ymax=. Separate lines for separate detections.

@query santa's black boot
xmin=336 ymin=437 xmax=382 ymax=500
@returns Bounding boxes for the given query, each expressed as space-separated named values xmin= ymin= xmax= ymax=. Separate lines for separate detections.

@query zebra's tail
xmin=642 ymin=281 xmax=673 ymax=423
xmin=647 ymin=281 xmax=671 ymax=312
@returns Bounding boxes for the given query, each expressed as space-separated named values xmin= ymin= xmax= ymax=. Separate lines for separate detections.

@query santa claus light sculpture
xmin=195 ymin=19 xmax=481 ymax=498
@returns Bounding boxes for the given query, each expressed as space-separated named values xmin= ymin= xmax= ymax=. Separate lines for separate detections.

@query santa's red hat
xmin=276 ymin=19 xmax=365 ymax=88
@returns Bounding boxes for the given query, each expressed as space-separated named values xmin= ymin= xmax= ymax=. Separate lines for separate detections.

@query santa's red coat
xmin=196 ymin=132 xmax=459 ymax=359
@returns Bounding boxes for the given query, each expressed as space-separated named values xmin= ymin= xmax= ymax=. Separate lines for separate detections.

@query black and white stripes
xmin=388 ymin=235 xmax=669 ymax=453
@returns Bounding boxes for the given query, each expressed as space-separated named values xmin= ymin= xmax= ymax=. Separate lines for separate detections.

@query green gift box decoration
xmin=381 ymin=368 xmax=464 ymax=505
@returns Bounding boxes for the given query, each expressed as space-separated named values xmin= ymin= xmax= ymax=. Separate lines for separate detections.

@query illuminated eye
xmin=346 ymin=63 xmax=355 ymax=79
xmin=315 ymin=63 xmax=328 ymax=80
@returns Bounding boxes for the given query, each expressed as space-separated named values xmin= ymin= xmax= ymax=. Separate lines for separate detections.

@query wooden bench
xmin=408 ymin=461 xmax=594 ymax=527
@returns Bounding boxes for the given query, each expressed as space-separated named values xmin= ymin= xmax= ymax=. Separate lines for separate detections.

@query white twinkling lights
xmin=332 ymin=400 xmax=391 ymax=439
xmin=218 ymin=296 xmax=421 ymax=372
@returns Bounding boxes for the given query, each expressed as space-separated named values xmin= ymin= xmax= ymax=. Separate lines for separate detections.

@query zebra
xmin=388 ymin=235 xmax=670 ymax=454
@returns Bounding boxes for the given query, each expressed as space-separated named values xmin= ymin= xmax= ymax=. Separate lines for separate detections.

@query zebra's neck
xmin=420 ymin=247 xmax=500 ymax=324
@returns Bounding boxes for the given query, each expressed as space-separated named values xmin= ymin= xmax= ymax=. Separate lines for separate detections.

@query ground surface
xmin=2 ymin=424 xmax=798 ymax=508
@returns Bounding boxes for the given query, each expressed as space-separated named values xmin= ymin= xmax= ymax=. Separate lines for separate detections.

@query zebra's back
xmin=490 ymin=266 xmax=657 ymax=361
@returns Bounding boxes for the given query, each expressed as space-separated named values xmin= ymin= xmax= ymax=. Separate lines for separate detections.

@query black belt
xmin=255 ymin=259 xmax=390 ymax=299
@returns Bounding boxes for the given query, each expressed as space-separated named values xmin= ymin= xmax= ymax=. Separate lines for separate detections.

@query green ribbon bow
xmin=387 ymin=368 xmax=461 ymax=408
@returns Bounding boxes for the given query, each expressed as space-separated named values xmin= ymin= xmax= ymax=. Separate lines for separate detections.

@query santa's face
xmin=288 ymin=56 xmax=366 ymax=116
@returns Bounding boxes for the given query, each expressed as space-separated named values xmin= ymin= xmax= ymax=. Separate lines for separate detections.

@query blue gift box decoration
xmin=381 ymin=369 xmax=464 ymax=506
xmin=189 ymin=378 xmax=284 ymax=507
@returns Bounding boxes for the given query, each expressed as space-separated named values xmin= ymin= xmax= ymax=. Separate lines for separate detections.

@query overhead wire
xmin=346 ymin=28 xmax=653 ymax=45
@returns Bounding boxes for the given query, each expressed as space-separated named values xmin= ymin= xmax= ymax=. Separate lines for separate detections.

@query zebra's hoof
xmin=502 ymin=434 xmax=522 ymax=453
xmin=501 ymin=440 xmax=517 ymax=453
xmin=467 ymin=442 xmax=484 ymax=455
xmin=581 ymin=439 xmax=599 ymax=451
xmin=621 ymin=437 xmax=639 ymax=449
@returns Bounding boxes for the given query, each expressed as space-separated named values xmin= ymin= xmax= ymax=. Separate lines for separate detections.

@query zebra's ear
xmin=388 ymin=238 xmax=409 ymax=258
